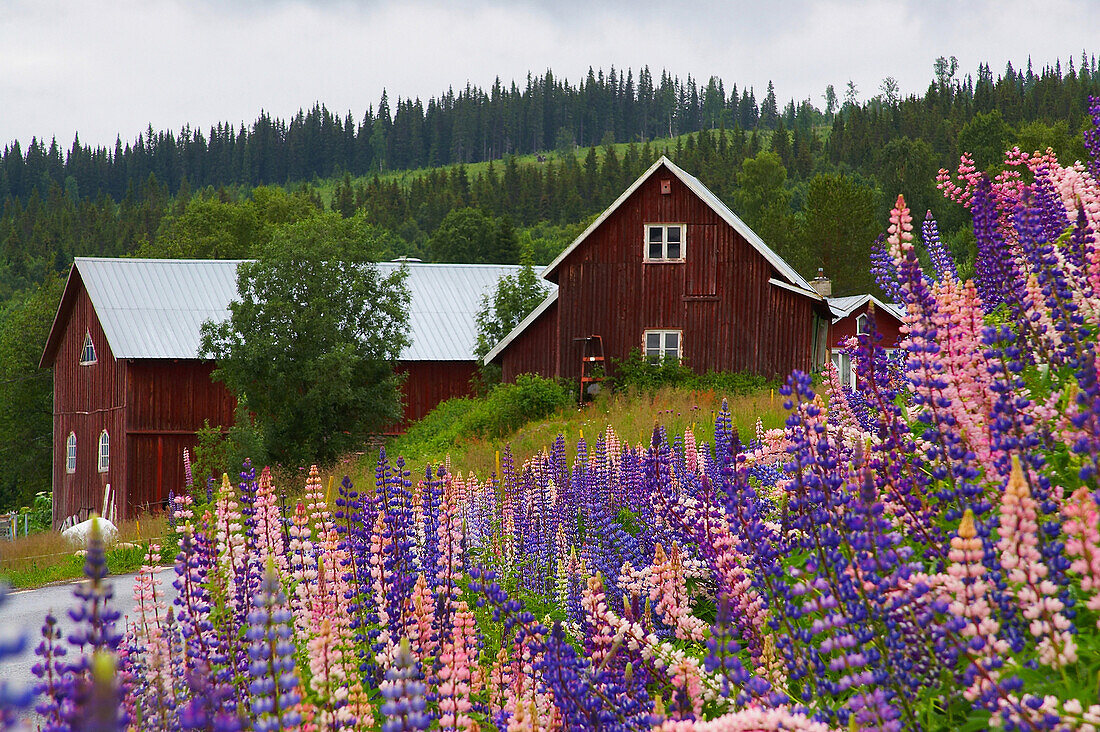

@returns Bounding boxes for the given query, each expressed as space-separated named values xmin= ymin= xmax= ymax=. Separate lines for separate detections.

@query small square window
xmin=644 ymin=224 xmax=686 ymax=261
xmin=643 ymin=329 xmax=682 ymax=364
xmin=80 ymin=332 xmax=97 ymax=365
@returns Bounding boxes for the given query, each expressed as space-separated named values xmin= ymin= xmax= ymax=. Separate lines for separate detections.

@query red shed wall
xmin=51 ymin=284 xmax=127 ymax=525
xmin=394 ymin=360 xmax=479 ymax=431
xmin=126 ymin=361 xmax=237 ymax=515
xmin=501 ymin=300 xmax=560 ymax=382
xmin=831 ymin=304 xmax=903 ymax=348
xmin=553 ymin=164 xmax=815 ymax=383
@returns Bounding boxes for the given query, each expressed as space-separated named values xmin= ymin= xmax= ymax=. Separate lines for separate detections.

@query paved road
xmin=1 ymin=567 xmax=177 ymax=721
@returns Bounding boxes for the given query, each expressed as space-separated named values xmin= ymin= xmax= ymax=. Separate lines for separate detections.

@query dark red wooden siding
xmin=831 ymin=304 xmax=903 ymax=348
xmin=550 ymin=163 xmax=816 ymax=384
xmin=501 ymin=300 xmax=560 ymax=382
xmin=393 ymin=360 xmax=479 ymax=430
xmin=51 ymin=281 xmax=127 ymax=525
xmin=126 ymin=361 xmax=237 ymax=514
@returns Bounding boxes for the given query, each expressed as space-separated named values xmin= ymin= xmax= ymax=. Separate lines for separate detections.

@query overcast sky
xmin=2 ymin=0 xmax=1098 ymax=151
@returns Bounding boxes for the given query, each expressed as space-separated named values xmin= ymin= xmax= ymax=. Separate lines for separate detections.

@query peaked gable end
xmin=542 ymin=156 xmax=817 ymax=296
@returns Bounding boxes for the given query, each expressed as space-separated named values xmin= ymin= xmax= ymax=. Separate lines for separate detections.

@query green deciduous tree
xmin=0 ymin=273 xmax=63 ymax=509
xmin=428 ymin=207 xmax=519 ymax=263
xmin=794 ymin=173 xmax=882 ymax=296
xmin=200 ymin=213 xmax=410 ymax=467
xmin=474 ymin=262 xmax=550 ymax=360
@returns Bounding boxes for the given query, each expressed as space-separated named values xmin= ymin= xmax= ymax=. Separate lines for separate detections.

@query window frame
xmin=643 ymin=329 xmax=683 ymax=365
xmin=855 ymin=313 xmax=870 ymax=337
xmin=80 ymin=332 xmax=97 ymax=366
xmin=643 ymin=223 xmax=686 ymax=262
xmin=66 ymin=432 xmax=77 ymax=474
xmin=98 ymin=430 xmax=109 ymax=473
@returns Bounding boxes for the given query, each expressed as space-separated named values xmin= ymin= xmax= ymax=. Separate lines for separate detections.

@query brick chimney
xmin=810 ymin=268 xmax=832 ymax=297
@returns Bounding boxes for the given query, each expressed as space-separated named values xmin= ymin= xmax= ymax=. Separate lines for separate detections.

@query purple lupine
xmin=870 ymin=233 xmax=903 ymax=302
xmin=1083 ymin=95 xmax=1100 ymax=180
xmin=379 ymin=638 xmax=430 ymax=732
xmin=246 ymin=566 xmax=301 ymax=732
xmin=31 ymin=612 xmax=69 ymax=731
xmin=971 ymin=176 xmax=1018 ymax=310
xmin=922 ymin=211 xmax=957 ymax=282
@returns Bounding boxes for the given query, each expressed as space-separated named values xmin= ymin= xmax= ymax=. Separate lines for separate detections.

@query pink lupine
xmin=438 ymin=601 xmax=480 ymax=732
xmin=823 ymin=363 xmax=861 ymax=441
xmin=408 ymin=574 xmax=436 ymax=661
xmin=936 ymin=152 xmax=980 ymax=206
xmin=1062 ymin=487 xmax=1100 ymax=623
xmin=654 ymin=707 xmax=840 ymax=731
xmin=307 ymin=618 xmax=349 ymax=731
xmin=941 ymin=509 xmax=1007 ymax=702
xmin=647 ymin=543 xmax=707 ymax=642
xmin=288 ymin=500 xmax=318 ymax=639
xmin=254 ymin=466 xmax=287 ymax=572
xmin=303 ymin=465 xmax=334 ymax=540
xmin=998 ymin=456 xmax=1076 ymax=667
xmin=932 ymin=278 xmax=994 ymax=463
xmin=215 ymin=473 xmax=247 ymax=595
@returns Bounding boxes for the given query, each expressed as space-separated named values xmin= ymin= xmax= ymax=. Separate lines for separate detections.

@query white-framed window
xmin=80 ymin=332 xmax=97 ymax=365
xmin=98 ymin=430 xmax=109 ymax=473
xmin=66 ymin=432 xmax=77 ymax=474
xmin=644 ymin=224 xmax=685 ymax=261
xmin=644 ymin=329 xmax=682 ymax=364
xmin=856 ymin=313 xmax=870 ymax=336
xmin=831 ymin=352 xmax=855 ymax=388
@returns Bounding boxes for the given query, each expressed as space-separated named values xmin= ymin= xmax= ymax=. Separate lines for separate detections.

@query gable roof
xmin=41 ymin=257 xmax=539 ymax=366
xmin=826 ymin=294 xmax=905 ymax=324
xmin=542 ymin=156 xmax=816 ymax=294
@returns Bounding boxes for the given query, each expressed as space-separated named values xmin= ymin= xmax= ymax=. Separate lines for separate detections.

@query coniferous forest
xmin=2 ymin=54 xmax=1100 ymax=507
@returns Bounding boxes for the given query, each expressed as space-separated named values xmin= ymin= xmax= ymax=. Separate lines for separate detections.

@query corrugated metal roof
xmin=73 ymin=257 xmax=547 ymax=362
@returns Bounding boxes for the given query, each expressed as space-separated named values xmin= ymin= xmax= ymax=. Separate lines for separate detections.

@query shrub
xmin=609 ymin=348 xmax=773 ymax=395
xmin=392 ymin=374 xmax=571 ymax=458
xmin=464 ymin=373 xmax=572 ymax=437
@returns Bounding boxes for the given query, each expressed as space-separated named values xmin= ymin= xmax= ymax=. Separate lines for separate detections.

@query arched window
xmin=80 ymin=332 xmax=97 ymax=365
xmin=856 ymin=313 xmax=869 ymax=336
xmin=98 ymin=431 xmax=109 ymax=473
xmin=66 ymin=432 xmax=77 ymax=474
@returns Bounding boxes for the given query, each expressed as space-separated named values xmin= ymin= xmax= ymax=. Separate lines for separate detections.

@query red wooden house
xmin=40 ymin=258 xmax=530 ymax=524
xmin=826 ymin=294 xmax=905 ymax=387
xmin=484 ymin=157 xmax=833 ymax=386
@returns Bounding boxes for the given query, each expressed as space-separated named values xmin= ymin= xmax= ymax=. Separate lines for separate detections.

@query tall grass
xmin=379 ymin=384 xmax=787 ymax=482
xmin=0 ymin=514 xmax=169 ymax=589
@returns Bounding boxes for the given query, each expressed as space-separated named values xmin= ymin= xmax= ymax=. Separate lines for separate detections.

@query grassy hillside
xmin=374 ymin=382 xmax=789 ymax=484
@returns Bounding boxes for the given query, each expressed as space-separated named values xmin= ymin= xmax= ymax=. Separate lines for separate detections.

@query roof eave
xmin=483 ymin=290 xmax=558 ymax=364
xmin=39 ymin=264 xmax=84 ymax=369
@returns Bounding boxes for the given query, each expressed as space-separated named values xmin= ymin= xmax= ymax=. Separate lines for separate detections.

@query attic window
xmin=856 ymin=313 xmax=870 ymax=336
xmin=80 ymin=332 xmax=97 ymax=365
xmin=645 ymin=224 xmax=685 ymax=261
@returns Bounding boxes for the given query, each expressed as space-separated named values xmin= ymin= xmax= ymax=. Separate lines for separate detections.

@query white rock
xmin=61 ymin=517 xmax=119 ymax=547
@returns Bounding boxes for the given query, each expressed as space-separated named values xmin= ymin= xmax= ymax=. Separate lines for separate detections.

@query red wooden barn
xmin=484 ymin=157 xmax=833 ymax=386
xmin=826 ymin=294 xmax=905 ymax=387
xmin=40 ymin=257 xmax=531 ymax=524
